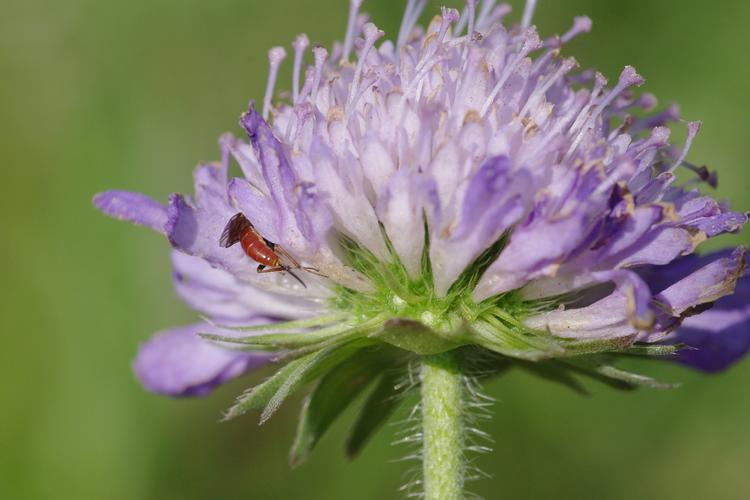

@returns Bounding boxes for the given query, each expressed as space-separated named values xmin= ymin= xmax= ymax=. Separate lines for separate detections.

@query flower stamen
xmin=292 ymin=34 xmax=310 ymax=104
xmin=263 ymin=46 xmax=287 ymax=120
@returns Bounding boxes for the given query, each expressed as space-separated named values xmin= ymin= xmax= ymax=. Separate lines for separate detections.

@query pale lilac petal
xmin=524 ymin=292 xmax=637 ymax=340
xmin=171 ymin=251 xmax=324 ymax=320
xmin=656 ymin=247 xmax=746 ymax=315
xmin=474 ymin=207 xmax=589 ymax=300
xmin=227 ymin=177 xmax=281 ymax=243
xmin=377 ymin=169 xmax=426 ymax=278
xmin=615 ymin=227 xmax=697 ymax=267
xmin=310 ymin=135 xmax=388 ymax=259
xmin=93 ymin=190 xmax=168 ymax=234
xmin=133 ymin=322 xmax=271 ymax=397
xmin=524 ymin=269 xmax=653 ymax=339
xmin=166 ymin=191 xmax=248 ymax=277
xmin=240 ymin=103 xmax=302 ymax=249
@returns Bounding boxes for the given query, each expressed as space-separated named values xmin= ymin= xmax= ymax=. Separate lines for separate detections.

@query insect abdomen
xmin=240 ymin=231 xmax=279 ymax=267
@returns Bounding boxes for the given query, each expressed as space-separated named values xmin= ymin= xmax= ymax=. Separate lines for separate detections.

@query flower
xmin=95 ymin=0 xmax=748 ymax=418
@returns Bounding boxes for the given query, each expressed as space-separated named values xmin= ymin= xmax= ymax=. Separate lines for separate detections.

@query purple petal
xmin=656 ymin=247 xmax=746 ymax=315
xmin=524 ymin=291 xmax=637 ymax=340
xmin=133 ymin=322 xmax=271 ymax=397
xmin=165 ymin=163 xmax=253 ymax=280
xmin=615 ymin=226 xmax=697 ymax=267
xmin=524 ymin=269 xmax=653 ymax=339
xmin=591 ymin=269 xmax=655 ymax=329
xmin=240 ymin=103 xmax=333 ymax=253
xmin=227 ymin=177 xmax=281 ymax=244
xmin=240 ymin=103 xmax=297 ymax=227
xmin=474 ymin=206 xmax=590 ymax=300
xmin=672 ymin=275 xmax=750 ymax=372
xmin=171 ymin=251 xmax=325 ymax=320
xmin=93 ymin=190 xmax=168 ymax=234
xmin=638 ymin=248 xmax=750 ymax=370
xmin=166 ymin=192 xmax=245 ymax=275
xmin=678 ymin=196 xmax=747 ymax=237
xmin=376 ymin=169 xmax=427 ymax=278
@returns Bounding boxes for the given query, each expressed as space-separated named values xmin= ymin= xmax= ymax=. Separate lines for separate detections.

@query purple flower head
xmin=95 ymin=0 xmax=748 ymax=416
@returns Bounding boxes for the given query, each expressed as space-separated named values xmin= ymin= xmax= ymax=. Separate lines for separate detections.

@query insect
xmin=219 ymin=212 xmax=319 ymax=288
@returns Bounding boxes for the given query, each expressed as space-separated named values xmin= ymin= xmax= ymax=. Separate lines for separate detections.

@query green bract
xmin=202 ymin=229 xmax=679 ymax=462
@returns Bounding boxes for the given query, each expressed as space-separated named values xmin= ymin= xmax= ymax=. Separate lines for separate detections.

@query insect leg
xmin=273 ymin=246 xmax=326 ymax=277
xmin=256 ymin=265 xmax=307 ymax=288
xmin=273 ymin=245 xmax=301 ymax=268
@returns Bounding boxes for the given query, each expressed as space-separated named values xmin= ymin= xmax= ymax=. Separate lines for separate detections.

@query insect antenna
xmin=284 ymin=267 xmax=308 ymax=288
xmin=302 ymin=267 xmax=328 ymax=278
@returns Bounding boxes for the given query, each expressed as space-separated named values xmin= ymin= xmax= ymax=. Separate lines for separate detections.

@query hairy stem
xmin=421 ymin=351 xmax=464 ymax=500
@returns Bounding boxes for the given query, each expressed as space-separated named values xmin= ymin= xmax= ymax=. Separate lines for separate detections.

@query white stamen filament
xmin=397 ymin=0 xmax=427 ymax=50
xmin=413 ymin=8 xmax=458 ymax=77
xmin=454 ymin=4 xmax=469 ymax=36
xmin=567 ymin=72 xmax=607 ymax=135
xmin=456 ymin=0 xmax=476 ymax=96
xmin=521 ymin=0 xmax=537 ymax=30
xmin=342 ymin=0 xmax=363 ymax=62
xmin=466 ymin=0 xmax=476 ymax=37
xmin=479 ymin=27 xmax=541 ymax=117
xmin=347 ymin=22 xmax=384 ymax=113
xmin=311 ymin=46 xmax=328 ymax=104
xmin=632 ymin=127 xmax=671 ymax=158
xmin=518 ymin=57 xmax=578 ymax=118
xmin=475 ymin=0 xmax=498 ymax=32
xmin=292 ymin=34 xmax=310 ymax=104
xmin=263 ymin=47 xmax=287 ymax=120
xmin=290 ymin=104 xmax=314 ymax=144
xmin=669 ymin=121 xmax=702 ymax=172
xmin=347 ymin=73 xmax=378 ymax=119
xmin=297 ymin=66 xmax=315 ymax=104
xmin=477 ymin=4 xmax=512 ymax=34
xmin=566 ymin=66 xmax=644 ymax=159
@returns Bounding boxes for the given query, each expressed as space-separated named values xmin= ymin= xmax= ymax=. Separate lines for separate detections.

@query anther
xmin=682 ymin=161 xmax=718 ymax=188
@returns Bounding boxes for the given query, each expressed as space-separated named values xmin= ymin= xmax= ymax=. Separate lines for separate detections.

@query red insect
xmin=219 ymin=212 xmax=319 ymax=287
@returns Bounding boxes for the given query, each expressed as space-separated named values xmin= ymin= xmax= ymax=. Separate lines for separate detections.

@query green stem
xmin=421 ymin=351 xmax=464 ymax=500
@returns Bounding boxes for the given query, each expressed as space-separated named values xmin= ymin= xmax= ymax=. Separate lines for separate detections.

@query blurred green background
xmin=2 ymin=1 xmax=749 ymax=499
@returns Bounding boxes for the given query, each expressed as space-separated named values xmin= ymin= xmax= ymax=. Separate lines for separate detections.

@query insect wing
xmin=219 ymin=212 xmax=251 ymax=248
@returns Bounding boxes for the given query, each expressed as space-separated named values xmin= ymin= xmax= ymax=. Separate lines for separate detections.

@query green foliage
xmin=345 ymin=370 xmax=405 ymax=459
xmin=290 ymin=347 xmax=401 ymax=465
xmin=224 ymin=340 xmax=371 ymax=422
